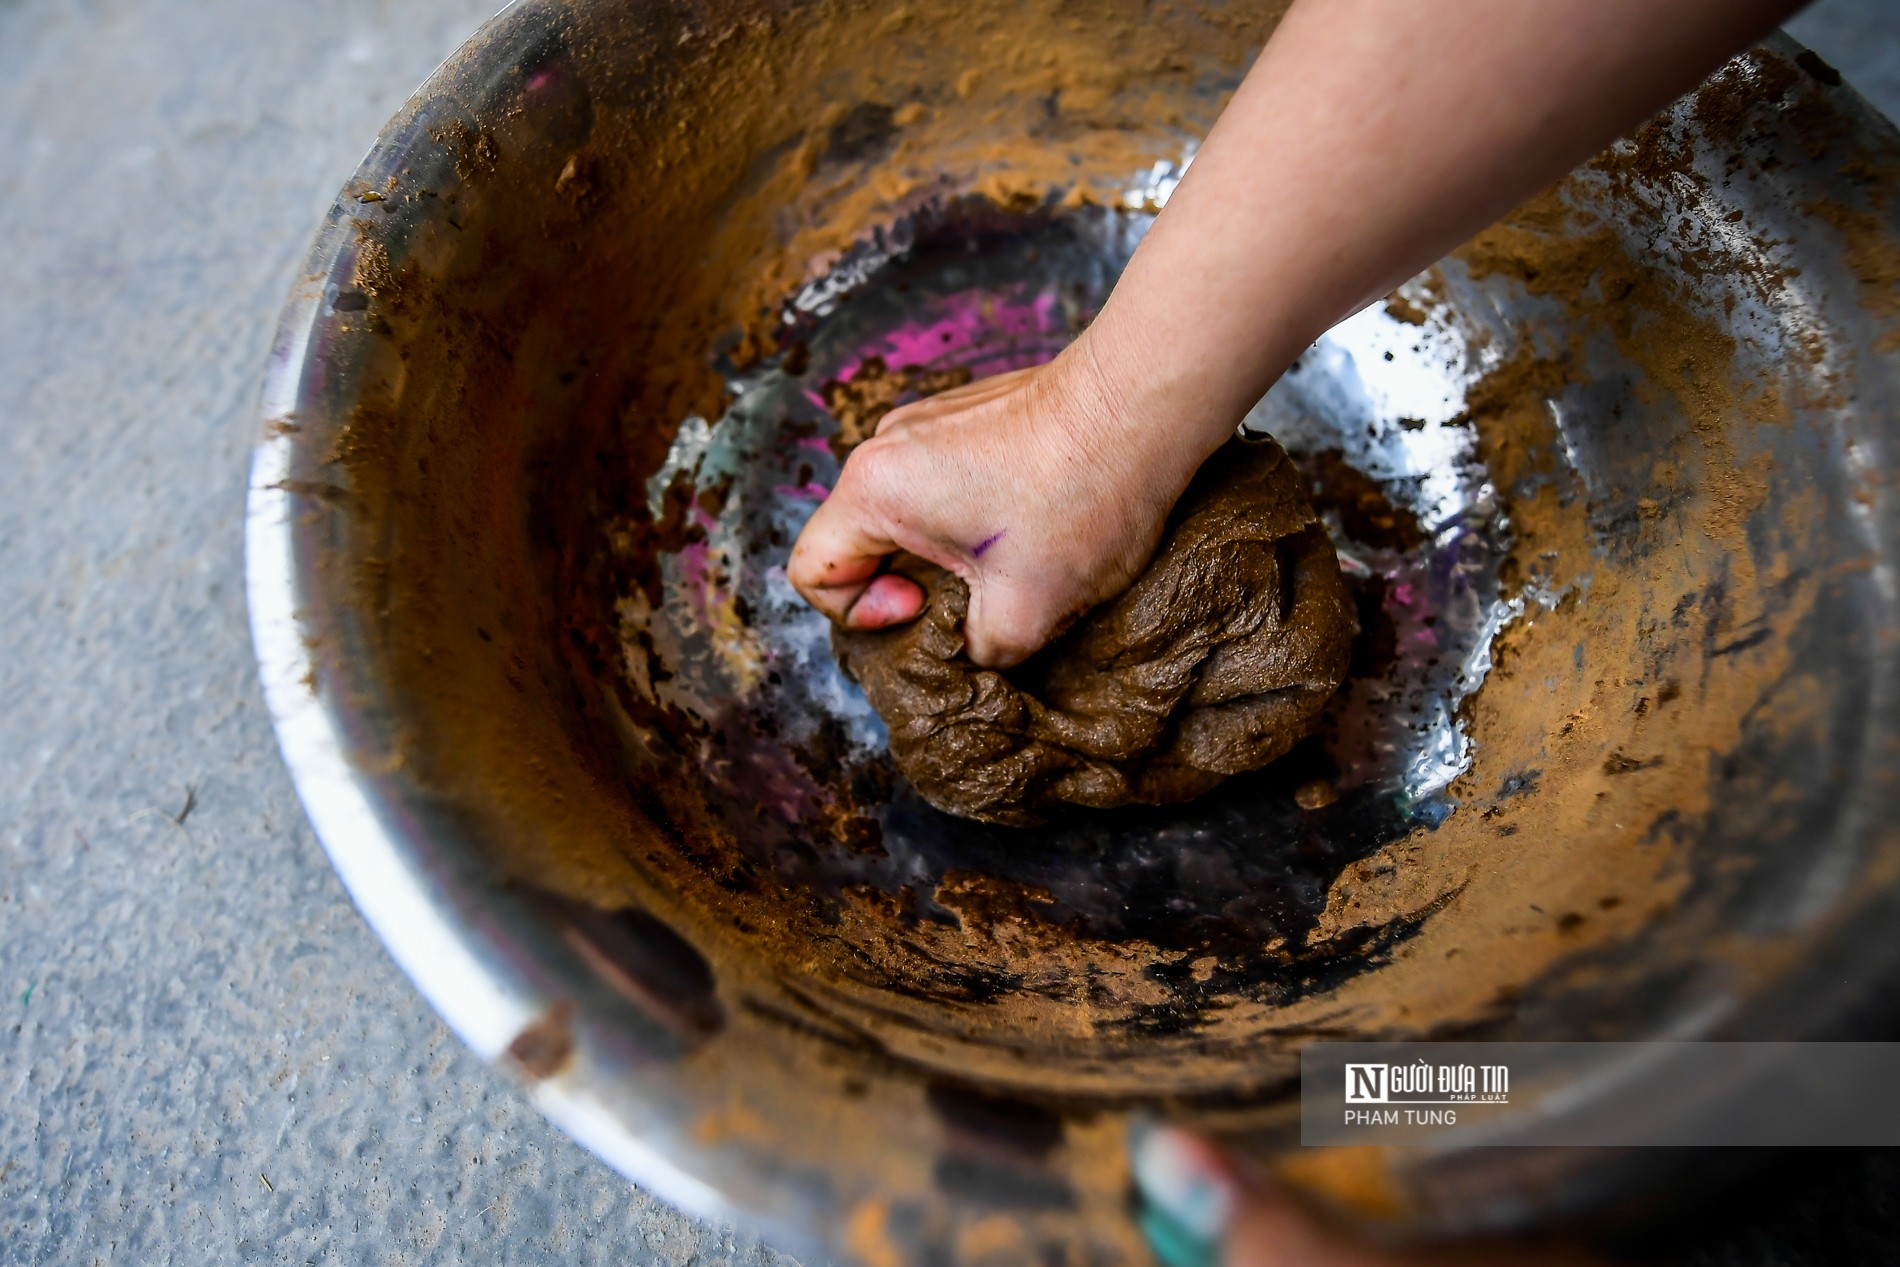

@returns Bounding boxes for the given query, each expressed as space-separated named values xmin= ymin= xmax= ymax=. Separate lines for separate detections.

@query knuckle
xmin=873 ymin=401 xmax=919 ymax=434
xmin=785 ymin=553 xmax=819 ymax=593
xmin=836 ymin=442 xmax=910 ymax=514
xmin=844 ymin=434 xmax=896 ymax=478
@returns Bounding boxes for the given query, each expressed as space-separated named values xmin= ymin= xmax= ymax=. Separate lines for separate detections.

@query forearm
xmin=1080 ymin=0 xmax=1802 ymax=486
xmin=788 ymin=0 xmax=1806 ymax=662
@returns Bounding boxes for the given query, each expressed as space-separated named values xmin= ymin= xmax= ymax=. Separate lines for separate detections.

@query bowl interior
xmin=264 ymin=0 xmax=1900 ymax=1253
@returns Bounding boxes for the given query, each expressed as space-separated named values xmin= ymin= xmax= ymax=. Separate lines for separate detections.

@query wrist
xmin=1054 ymin=310 xmax=1277 ymax=493
xmin=1045 ymin=327 xmax=1180 ymax=487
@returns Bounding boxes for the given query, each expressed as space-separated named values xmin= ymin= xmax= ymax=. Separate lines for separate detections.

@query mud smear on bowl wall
xmin=287 ymin=3 xmax=1900 ymax=1249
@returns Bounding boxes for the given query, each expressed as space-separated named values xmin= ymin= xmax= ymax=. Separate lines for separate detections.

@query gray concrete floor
xmin=0 ymin=2 xmax=1895 ymax=1265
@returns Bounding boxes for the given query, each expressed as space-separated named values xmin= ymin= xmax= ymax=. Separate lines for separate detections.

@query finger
xmin=844 ymin=572 xmax=926 ymax=629
xmin=1135 ymin=1124 xmax=1603 ymax=1267
xmin=873 ymin=366 xmax=1034 ymax=436
xmin=1130 ymin=1124 xmax=1242 ymax=1267
xmin=1227 ymin=1191 xmax=1406 ymax=1267
xmin=1132 ymin=1126 xmax=1414 ymax=1267
xmin=914 ymin=364 xmax=1035 ymax=407
xmin=786 ymin=487 xmax=903 ymax=622
xmin=1231 ymin=1194 xmax=1600 ymax=1267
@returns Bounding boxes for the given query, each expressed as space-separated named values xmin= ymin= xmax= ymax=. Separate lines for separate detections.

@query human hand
xmin=790 ymin=0 xmax=1799 ymax=669
xmin=787 ymin=338 xmax=1200 ymax=668
xmin=1131 ymin=1125 xmax=1606 ymax=1267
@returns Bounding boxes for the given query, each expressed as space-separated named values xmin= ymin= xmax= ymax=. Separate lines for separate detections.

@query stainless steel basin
xmin=248 ymin=2 xmax=1900 ymax=1258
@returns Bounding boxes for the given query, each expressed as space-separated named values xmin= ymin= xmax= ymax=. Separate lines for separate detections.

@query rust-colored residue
xmin=506 ymin=1001 xmax=576 ymax=1081
xmin=845 ymin=1199 xmax=906 ymax=1267
xmin=823 ymin=357 xmax=975 ymax=457
xmin=287 ymin=14 xmax=1900 ymax=1252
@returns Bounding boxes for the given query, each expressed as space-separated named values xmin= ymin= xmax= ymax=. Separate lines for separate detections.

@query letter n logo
xmin=1345 ymin=1063 xmax=1387 ymax=1104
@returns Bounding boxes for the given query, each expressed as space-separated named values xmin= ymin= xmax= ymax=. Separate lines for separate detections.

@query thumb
xmin=787 ymin=490 xmax=925 ymax=629
xmin=1130 ymin=1124 xmax=1602 ymax=1267
xmin=1131 ymin=1125 xmax=1397 ymax=1267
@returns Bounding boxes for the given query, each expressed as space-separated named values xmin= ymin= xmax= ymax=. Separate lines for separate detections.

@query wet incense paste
xmin=833 ymin=436 xmax=1354 ymax=825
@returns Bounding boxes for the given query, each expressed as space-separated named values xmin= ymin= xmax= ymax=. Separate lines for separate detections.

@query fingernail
xmin=1130 ymin=1121 xmax=1239 ymax=1267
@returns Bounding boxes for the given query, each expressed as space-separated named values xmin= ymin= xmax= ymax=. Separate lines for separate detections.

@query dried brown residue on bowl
xmin=822 ymin=357 xmax=975 ymax=457
xmin=620 ymin=163 xmax=1818 ymax=1100
xmin=287 ymin=10 xmax=1900 ymax=1247
xmin=1805 ymin=193 xmax=1900 ymax=351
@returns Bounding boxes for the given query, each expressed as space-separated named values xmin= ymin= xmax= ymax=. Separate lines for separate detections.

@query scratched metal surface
xmin=0 ymin=1 xmax=798 ymax=1263
xmin=0 ymin=0 xmax=1894 ymax=1264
